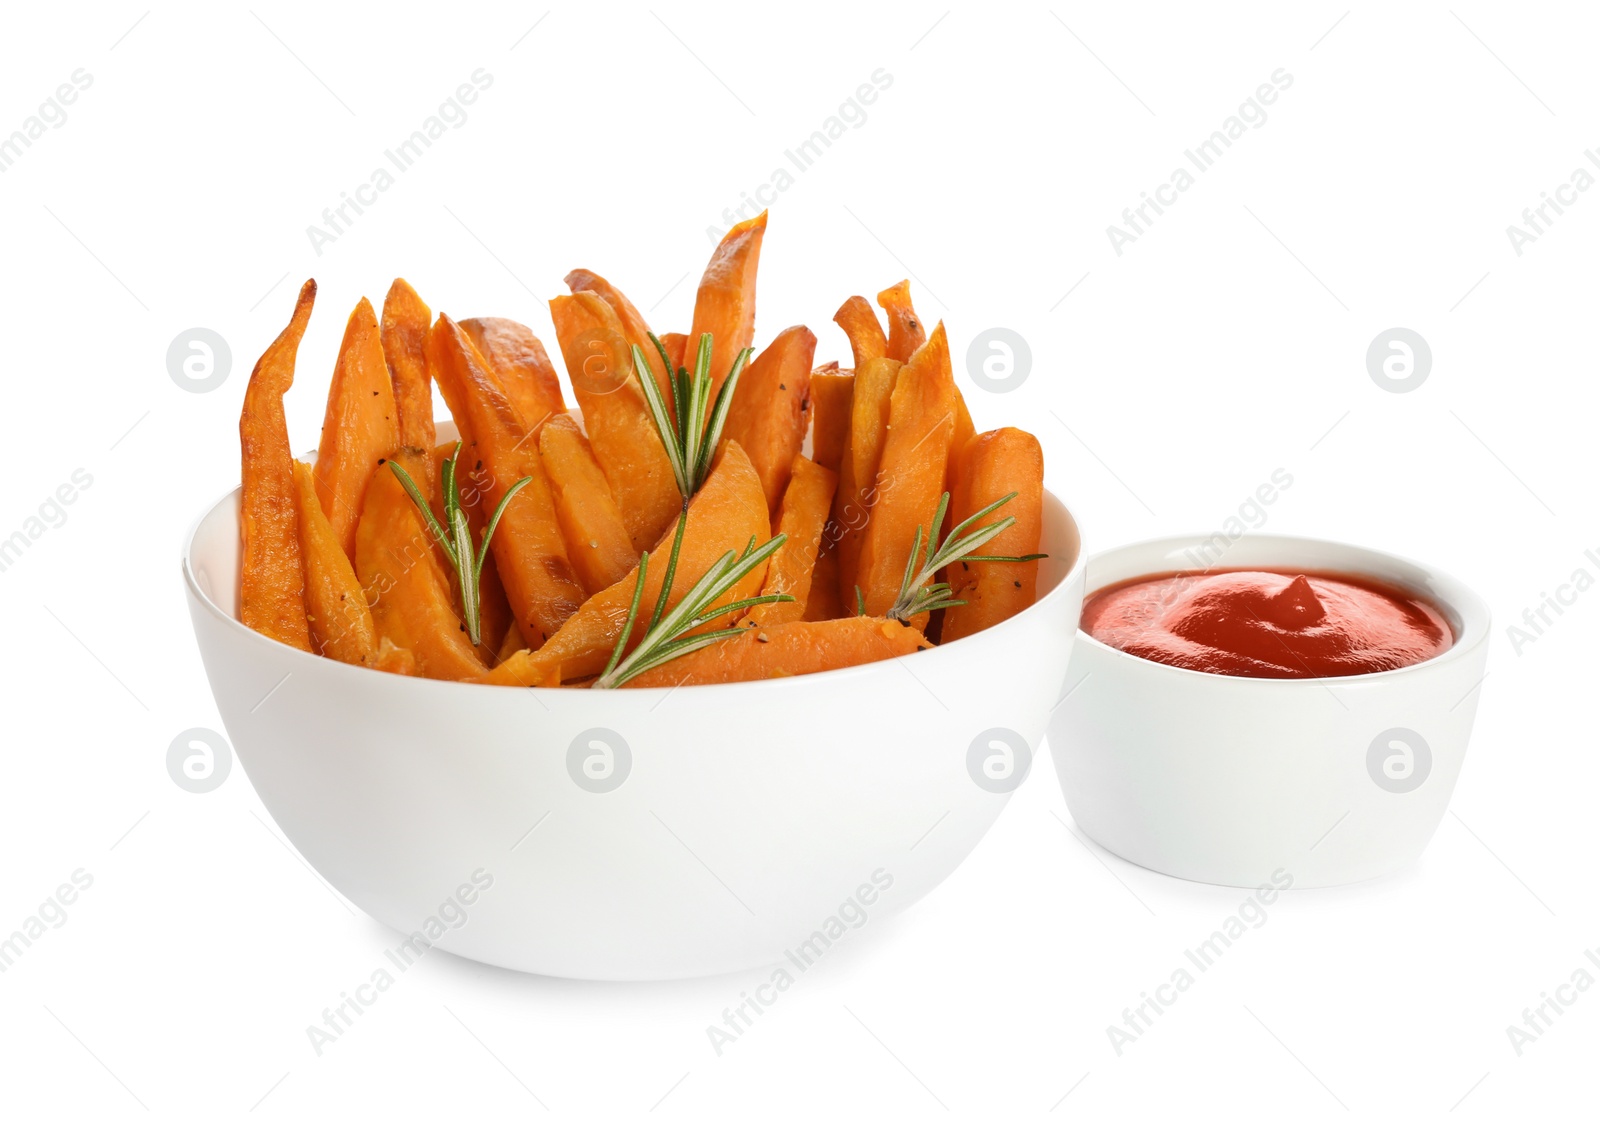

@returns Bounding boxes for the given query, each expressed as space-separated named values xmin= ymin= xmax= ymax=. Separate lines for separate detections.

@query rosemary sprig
xmin=869 ymin=491 xmax=1048 ymax=623
xmin=594 ymin=511 xmax=792 ymax=689
xmin=388 ymin=443 xmax=530 ymax=647
xmin=631 ymin=332 xmax=752 ymax=498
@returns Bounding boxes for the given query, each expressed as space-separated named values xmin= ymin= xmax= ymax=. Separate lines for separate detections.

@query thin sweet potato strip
xmin=480 ymin=442 xmax=769 ymax=687
xmin=856 ymin=323 xmax=957 ymax=619
xmin=381 ymin=279 xmax=436 ymax=462
xmin=459 ymin=317 xmax=566 ymax=433
xmin=832 ymin=355 xmax=901 ymax=597
xmin=746 ymin=455 xmax=837 ymax=627
xmin=660 ymin=332 xmax=688 ymax=374
xmin=876 ymin=280 xmax=926 ymax=363
xmin=539 ymin=413 xmax=638 ymax=594
xmin=808 ymin=363 xmax=854 ymax=474
xmin=684 ymin=211 xmax=767 ymax=395
xmin=548 ymin=291 xmax=681 ymax=551
xmin=355 ymin=450 xmax=485 ymax=681
xmin=623 ymin=616 xmax=929 ymax=687
xmin=564 ymin=269 xmax=672 ymax=404
xmin=942 ymin=427 xmax=1044 ymax=643
xmin=239 ymin=279 xmax=316 ymax=651
xmin=315 ymin=297 xmax=400 ymax=560
xmin=428 ymin=315 xmax=586 ymax=647
xmin=833 ymin=296 xmax=886 ymax=368
xmin=803 ymin=544 xmax=845 ymax=621
xmin=292 ymin=460 xmax=377 ymax=664
xmin=722 ymin=324 xmax=816 ymax=514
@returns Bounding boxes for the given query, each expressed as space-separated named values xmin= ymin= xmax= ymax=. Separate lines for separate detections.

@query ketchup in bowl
xmin=1080 ymin=569 xmax=1452 ymax=679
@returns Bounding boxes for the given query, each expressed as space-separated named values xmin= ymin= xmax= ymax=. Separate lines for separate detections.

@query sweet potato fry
xmin=660 ymin=332 xmax=687 ymax=374
xmin=622 ymin=616 xmax=930 ymax=687
xmin=315 ymin=297 xmax=400 ymax=560
xmin=832 ymin=356 xmax=901 ymax=597
xmin=809 ymin=364 xmax=854 ymax=474
xmin=856 ymin=324 xmax=957 ymax=619
xmin=539 ymin=413 xmax=638 ymax=594
xmin=480 ymin=442 xmax=769 ymax=687
xmin=429 ymin=315 xmax=586 ymax=647
xmin=459 ymin=317 xmax=566 ymax=433
xmin=746 ymin=456 xmax=837 ymax=627
xmin=833 ymin=295 xmax=887 ymax=368
xmin=942 ymin=428 xmax=1044 ymax=643
xmin=355 ymin=450 xmax=485 ymax=681
xmin=548 ymin=291 xmax=681 ymax=551
xmin=684 ymin=211 xmax=767 ymax=395
xmin=240 ymin=279 xmax=316 ymax=651
xmin=292 ymin=461 xmax=377 ymax=664
xmin=803 ymin=544 xmax=845 ymax=621
xmin=381 ymin=279 xmax=436 ymax=462
xmin=876 ymin=280 xmax=926 ymax=363
xmin=433 ymin=442 xmax=513 ymax=662
xmin=722 ymin=324 xmax=816 ymax=514
xmin=564 ymin=269 xmax=672 ymax=404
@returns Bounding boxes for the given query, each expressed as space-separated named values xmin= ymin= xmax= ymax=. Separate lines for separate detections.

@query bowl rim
xmin=1069 ymin=531 xmax=1492 ymax=686
xmin=182 ymin=482 xmax=1087 ymax=698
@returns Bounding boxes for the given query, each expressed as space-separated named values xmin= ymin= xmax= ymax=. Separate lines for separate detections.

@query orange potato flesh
xmin=746 ymin=455 xmax=837 ymax=627
xmin=684 ymin=211 xmax=767 ymax=396
xmin=856 ymin=323 xmax=957 ymax=620
xmin=239 ymin=279 xmax=316 ymax=651
xmin=564 ymin=269 xmax=672 ymax=405
xmin=622 ymin=616 xmax=930 ymax=687
xmin=539 ymin=413 xmax=639 ymax=595
xmin=432 ymin=442 xmax=513 ymax=663
xmin=315 ymin=297 xmax=400 ymax=561
xmin=722 ymin=324 xmax=816 ymax=514
xmin=479 ymin=442 xmax=769 ymax=687
xmin=428 ymin=315 xmax=586 ymax=648
xmin=292 ymin=460 xmax=377 ymax=664
xmin=833 ymin=295 xmax=887 ymax=368
xmin=459 ymin=317 xmax=566 ymax=433
xmin=808 ymin=365 xmax=854 ymax=475
xmin=380 ymin=279 xmax=436 ymax=470
xmin=876 ymin=279 xmax=926 ymax=363
xmin=660 ymin=332 xmax=688 ymax=374
xmin=803 ymin=543 xmax=846 ymax=621
xmin=548 ymin=291 xmax=681 ymax=552
xmin=355 ymin=449 xmax=485 ymax=681
xmin=942 ymin=427 xmax=1044 ymax=643
xmin=832 ymin=356 xmax=901 ymax=598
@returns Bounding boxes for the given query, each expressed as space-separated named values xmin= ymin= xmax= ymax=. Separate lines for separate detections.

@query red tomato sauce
xmin=1081 ymin=569 xmax=1452 ymax=678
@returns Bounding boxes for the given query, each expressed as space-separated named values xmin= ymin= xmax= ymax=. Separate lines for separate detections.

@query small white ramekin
xmin=1049 ymin=534 xmax=1491 ymax=889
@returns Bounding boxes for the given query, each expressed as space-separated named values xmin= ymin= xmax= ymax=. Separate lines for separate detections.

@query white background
xmin=0 ymin=2 xmax=1594 ymax=1118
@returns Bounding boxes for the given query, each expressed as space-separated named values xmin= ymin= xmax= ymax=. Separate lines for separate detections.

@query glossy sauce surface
xmin=1081 ymin=569 xmax=1452 ymax=678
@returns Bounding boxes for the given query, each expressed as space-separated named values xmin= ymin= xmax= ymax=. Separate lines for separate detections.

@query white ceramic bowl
xmin=1049 ymin=535 xmax=1490 ymax=889
xmin=184 ymin=485 xmax=1084 ymax=980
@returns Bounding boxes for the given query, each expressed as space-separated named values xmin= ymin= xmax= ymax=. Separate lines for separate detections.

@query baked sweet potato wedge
xmin=942 ymin=427 xmax=1045 ymax=642
xmin=459 ymin=317 xmax=566 ymax=433
xmin=240 ymin=279 xmax=316 ymax=651
xmin=622 ymin=616 xmax=929 ymax=687
xmin=834 ymin=295 xmax=887 ymax=368
xmin=292 ymin=460 xmax=377 ymax=664
xmin=564 ymin=269 xmax=672 ymax=404
xmin=660 ymin=332 xmax=688 ymax=374
xmin=355 ymin=449 xmax=486 ymax=681
xmin=432 ymin=441 xmax=513 ymax=662
xmin=803 ymin=543 xmax=845 ymax=621
xmin=685 ymin=211 xmax=767 ymax=395
xmin=428 ymin=315 xmax=586 ymax=647
xmin=876 ymin=280 xmax=926 ymax=364
xmin=539 ymin=413 xmax=638 ymax=595
xmin=832 ymin=355 xmax=901 ymax=596
xmin=480 ymin=442 xmax=769 ymax=687
xmin=722 ymin=324 xmax=816 ymax=514
xmin=315 ymin=297 xmax=400 ymax=561
xmin=856 ymin=323 xmax=957 ymax=619
xmin=548 ymin=291 xmax=681 ymax=551
xmin=381 ymin=279 xmax=436 ymax=466
xmin=809 ymin=364 xmax=854 ymax=475
xmin=746 ymin=455 xmax=837 ymax=627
